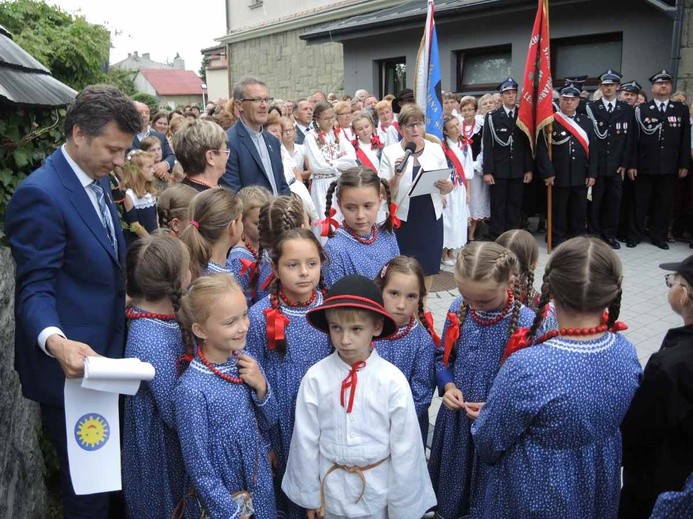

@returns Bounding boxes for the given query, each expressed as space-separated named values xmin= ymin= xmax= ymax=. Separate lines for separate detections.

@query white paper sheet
xmin=64 ymin=357 xmax=155 ymax=495
xmin=406 ymin=167 xmax=453 ymax=197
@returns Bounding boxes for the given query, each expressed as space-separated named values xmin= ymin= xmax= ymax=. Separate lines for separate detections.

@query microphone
xmin=396 ymin=142 xmax=417 ymax=174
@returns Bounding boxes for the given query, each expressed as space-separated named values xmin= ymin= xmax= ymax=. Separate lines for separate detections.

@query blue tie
xmin=89 ymin=180 xmax=117 ymax=253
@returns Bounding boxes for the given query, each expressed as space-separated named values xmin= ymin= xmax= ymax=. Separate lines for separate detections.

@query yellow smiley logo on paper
xmin=74 ymin=414 xmax=110 ymax=451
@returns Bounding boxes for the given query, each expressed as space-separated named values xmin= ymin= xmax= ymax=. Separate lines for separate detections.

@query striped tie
xmin=89 ymin=180 xmax=117 ymax=253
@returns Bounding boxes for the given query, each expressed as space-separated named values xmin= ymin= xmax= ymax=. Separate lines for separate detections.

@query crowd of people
xmin=3 ymin=72 xmax=693 ymax=519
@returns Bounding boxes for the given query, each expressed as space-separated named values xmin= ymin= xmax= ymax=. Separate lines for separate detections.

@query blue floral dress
xmin=246 ymin=291 xmax=332 ymax=519
xmin=428 ymin=296 xmax=535 ymax=519
xmin=471 ymin=332 xmax=641 ymax=519
xmin=374 ymin=320 xmax=436 ymax=442
xmin=175 ymin=354 xmax=278 ymax=519
xmin=123 ymin=315 xmax=187 ymax=518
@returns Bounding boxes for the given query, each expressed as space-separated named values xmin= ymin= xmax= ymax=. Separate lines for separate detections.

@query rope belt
xmin=319 ymin=457 xmax=388 ymax=517
xmin=312 ymin=172 xmax=339 ymax=179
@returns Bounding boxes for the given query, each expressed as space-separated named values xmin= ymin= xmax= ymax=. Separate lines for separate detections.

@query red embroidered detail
xmin=469 ymin=290 xmax=514 ymax=326
xmin=197 ymin=347 xmax=243 ymax=384
xmin=340 ymin=360 xmax=366 ymax=413
xmin=263 ymin=306 xmax=290 ymax=350
xmin=423 ymin=311 xmax=441 ymax=347
xmin=317 ymin=207 xmax=340 ymax=237
xmin=442 ymin=311 xmax=461 ymax=367
xmin=279 ymin=288 xmax=317 ymax=307
xmin=389 ymin=203 xmax=402 ymax=229
xmin=126 ymin=308 xmax=176 ymax=321
xmin=344 ymin=223 xmax=378 ymax=245
xmin=318 ymin=128 xmax=339 ymax=147
xmin=388 ymin=316 xmax=415 ymax=340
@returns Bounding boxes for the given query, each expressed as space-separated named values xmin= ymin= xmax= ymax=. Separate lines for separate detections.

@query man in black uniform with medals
xmin=586 ymin=69 xmax=635 ymax=249
xmin=482 ymin=77 xmax=534 ymax=239
xmin=627 ymin=69 xmax=691 ymax=249
xmin=537 ymin=83 xmax=597 ymax=246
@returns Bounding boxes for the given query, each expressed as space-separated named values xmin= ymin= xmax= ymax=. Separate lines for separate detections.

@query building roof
xmin=137 ymin=68 xmax=203 ymax=96
xmin=112 ymin=52 xmax=172 ymax=72
xmin=0 ymin=25 xmax=76 ymax=106
xmin=301 ymin=0 xmax=533 ymax=42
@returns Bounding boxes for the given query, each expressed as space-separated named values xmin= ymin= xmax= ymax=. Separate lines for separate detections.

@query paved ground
xmin=425 ymin=234 xmax=692 ymax=442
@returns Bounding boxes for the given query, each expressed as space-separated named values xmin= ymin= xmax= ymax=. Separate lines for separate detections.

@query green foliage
xmin=131 ymin=92 xmax=160 ymax=113
xmin=0 ymin=0 xmax=111 ymax=90
xmin=103 ymin=68 xmax=136 ymax=96
xmin=199 ymin=56 xmax=208 ymax=83
xmin=0 ymin=104 xmax=65 ymax=236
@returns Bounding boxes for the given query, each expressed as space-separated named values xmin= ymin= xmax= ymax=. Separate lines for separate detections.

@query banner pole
xmin=546 ymin=123 xmax=553 ymax=253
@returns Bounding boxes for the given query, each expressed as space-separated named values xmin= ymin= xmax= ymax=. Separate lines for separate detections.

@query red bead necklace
xmin=126 ymin=307 xmax=176 ymax=321
xmin=243 ymin=238 xmax=259 ymax=259
xmin=387 ymin=316 xmax=415 ymax=340
xmin=197 ymin=347 xmax=244 ymax=384
xmin=186 ymin=176 xmax=216 ymax=189
xmin=343 ymin=223 xmax=378 ymax=245
xmin=534 ymin=323 xmax=609 ymax=345
xmin=278 ymin=288 xmax=318 ymax=307
xmin=469 ymin=290 xmax=514 ymax=326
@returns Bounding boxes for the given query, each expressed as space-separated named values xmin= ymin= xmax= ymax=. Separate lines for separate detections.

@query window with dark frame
xmin=378 ymin=57 xmax=406 ymax=99
xmin=551 ymin=32 xmax=623 ymax=88
xmin=456 ymin=46 xmax=512 ymax=93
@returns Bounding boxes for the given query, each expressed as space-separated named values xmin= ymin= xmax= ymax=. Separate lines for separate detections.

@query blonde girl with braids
xmin=179 ymin=187 xmax=243 ymax=278
xmin=322 ymin=167 xmax=400 ymax=287
xmin=495 ymin=229 xmax=540 ymax=311
xmin=122 ymin=233 xmax=192 ymax=518
xmin=428 ymin=241 xmax=535 ymax=519
xmin=471 ymin=237 xmax=640 ymax=519
xmin=226 ymin=186 xmax=273 ymax=305
xmin=175 ymin=274 xmax=278 ymax=519
xmin=249 ymin=195 xmax=307 ymax=303
xmin=373 ymin=255 xmax=438 ymax=442
xmin=157 ymin=183 xmax=197 ymax=236
xmin=245 ymin=229 xmax=333 ymax=519
xmin=122 ymin=149 xmax=159 ymax=245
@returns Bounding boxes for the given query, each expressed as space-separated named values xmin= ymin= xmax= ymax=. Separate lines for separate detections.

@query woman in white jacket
xmin=378 ymin=104 xmax=453 ymax=284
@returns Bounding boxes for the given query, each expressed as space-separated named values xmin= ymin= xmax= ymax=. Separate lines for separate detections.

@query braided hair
xmin=157 ymin=184 xmax=197 ymax=233
xmin=496 ymin=229 xmax=539 ymax=311
xmin=374 ymin=255 xmax=437 ymax=341
xmin=528 ymin=236 xmax=624 ymax=340
xmin=323 ymin=167 xmax=395 ymax=238
xmin=266 ymin=229 xmax=327 ymax=356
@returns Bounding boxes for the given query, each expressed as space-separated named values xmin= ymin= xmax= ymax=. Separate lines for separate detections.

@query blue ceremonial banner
xmin=415 ymin=0 xmax=443 ymax=141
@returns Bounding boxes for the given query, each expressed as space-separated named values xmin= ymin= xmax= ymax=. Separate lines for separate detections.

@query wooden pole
xmin=546 ymin=123 xmax=553 ymax=253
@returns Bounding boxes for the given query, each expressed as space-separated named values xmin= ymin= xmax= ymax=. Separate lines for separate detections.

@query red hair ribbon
xmin=423 ymin=311 xmax=441 ymax=347
xmin=189 ymin=220 xmax=200 ymax=229
xmin=340 ymin=360 xmax=366 ymax=413
xmin=442 ymin=311 xmax=460 ymax=367
xmin=500 ymin=327 xmax=532 ymax=365
xmin=317 ymin=207 xmax=340 ymax=237
xmin=181 ymin=353 xmax=194 ymax=364
xmin=601 ymin=311 xmax=629 ymax=333
xmin=238 ymin=258 xmax=257 ymax=276
xmin=370 ymin=134 xmax=383 ymax=150
xmin=260 ymin=272 xmax=276 ymax=291
xmin=263 ymin=307 xmax=290 ymax=351
xmin=389 ymin=203 xmax=402 ymax=229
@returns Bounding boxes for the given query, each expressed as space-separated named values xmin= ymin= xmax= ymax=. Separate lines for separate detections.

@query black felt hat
xmin=660 ymin=255 xmax=693 ymax=286
xmin=306 ymin=275 xmax=398 ymax=338
xmin=392 ymin=88 xmax=415 ymax=114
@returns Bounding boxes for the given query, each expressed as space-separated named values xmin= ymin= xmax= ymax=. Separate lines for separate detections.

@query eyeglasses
xmin=283 ymin=128 xmax=295 ymax=134
xmin=241 ymin=97 xmax=274 ymax=105
xmin=319 ymin=115 xmax=336 ymax=121
xmin=212 ymin=149 xmax=230 ymax=157
xmin=336 ymin=112 xmax=350 ymax=116
xmin=403 ymin=121 xmax=425 ymax=129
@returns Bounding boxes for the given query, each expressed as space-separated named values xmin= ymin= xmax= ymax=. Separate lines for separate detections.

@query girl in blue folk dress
xmin=246 ymin=228 xmax=333 ymax=519
xmin=471 ymin=237 xmax=642 ymax=519
xmin=226 ymin=186 xmax=273 ymax=305
xmin=374 ymin=255 xmax=438 ymax=443
xmin=322 ymin=167 xmax=400 ymax=287
xmin=179 ymin=187 xmax=243 ymax=278
xmin=122 ymin=233 xmax=192 ymax=518
xmin=175 ymin=274 xmax=278 ymax=519
xmin=428 ymin=242 xmax=535 ymax=519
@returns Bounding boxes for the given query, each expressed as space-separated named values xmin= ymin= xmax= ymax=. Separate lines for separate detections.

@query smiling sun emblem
xmin=74 ymin=414 xmax=110 ymax=451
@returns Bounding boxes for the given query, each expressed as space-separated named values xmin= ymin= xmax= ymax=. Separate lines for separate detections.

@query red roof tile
xmin=138 ymin=68 xmax=203 ymax=96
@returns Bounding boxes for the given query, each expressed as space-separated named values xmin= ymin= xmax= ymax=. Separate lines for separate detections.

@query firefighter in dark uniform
xmin=586 ymin=69 xmax=635 ymax=249
xmin=627 ymin=69 xmax=691 ymax=249
xmin=565 ymin=76 xmax=589 ymax=116
xmin=619 ymin=80 xmax=642 ymax=106
xmin=616 ymin=80 xmax=642 ymax=242
xmin=537 ymin=83 xmax=597 ymax=246
xmin=482 ymin=77 xmax=534 ymax=239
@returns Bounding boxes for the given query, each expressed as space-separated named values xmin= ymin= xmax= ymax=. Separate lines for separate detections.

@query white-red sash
xmin=443 ymin=143 xmax=468 ymax=189
xmin=355 ymin=145 xmax=378 ymax=172
xmin=553 ymin=112 xmax=590 ymax=157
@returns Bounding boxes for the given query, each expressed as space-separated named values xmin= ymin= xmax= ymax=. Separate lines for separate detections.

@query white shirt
xmin=655 ymin=100 xmax=669 ymax=113
xmin=602 ymin=99 xmax=616 ymax=112
xmin=282 ymin=349 xmax=436 ymax=518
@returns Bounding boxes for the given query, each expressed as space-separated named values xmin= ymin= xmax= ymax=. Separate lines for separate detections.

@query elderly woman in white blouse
xmin=379 ymin=104 xmax=453 ymax=284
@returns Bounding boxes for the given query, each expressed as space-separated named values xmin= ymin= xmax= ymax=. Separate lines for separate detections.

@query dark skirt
xmin=395 ymin=194 xmax=443 ymax=276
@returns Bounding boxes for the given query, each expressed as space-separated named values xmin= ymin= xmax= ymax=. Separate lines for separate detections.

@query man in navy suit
xmin=5 ymin=85 xmax=141 ymax=518
xmin=131 ymin=101 xmax=176 ymax=180
xmin=221 ymin=76 xmax=289 ymax=194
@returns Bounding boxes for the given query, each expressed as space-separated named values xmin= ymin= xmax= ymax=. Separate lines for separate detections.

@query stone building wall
xmin=0 ymin=247 xmax=47 ymax=518
xmin=679 ymin=0 xmax=693 ymax=94
xmin=228 ymin=25 xmax=344 ymax=100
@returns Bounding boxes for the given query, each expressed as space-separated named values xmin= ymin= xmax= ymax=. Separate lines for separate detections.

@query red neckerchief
xmin=442 ymin=311 xmax=460 ymax=367
xmin=461 ymin=121 xmax=475 ymax=148
xmin=340 ymin=360 xmax=366 ymax=413
xmin=370 ymin=134 xmax=384 ymax=150
xmin=442 ymin=140 xmax=468 ymax=189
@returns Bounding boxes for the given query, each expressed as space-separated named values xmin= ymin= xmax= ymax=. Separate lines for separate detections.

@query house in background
xmin=201 ymin=44 xmax=229 ymax=101
xmin=112 ymin=51 xmax=185 ymax=72
xmin=134 ymin=68 xmax=204 ymax=109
